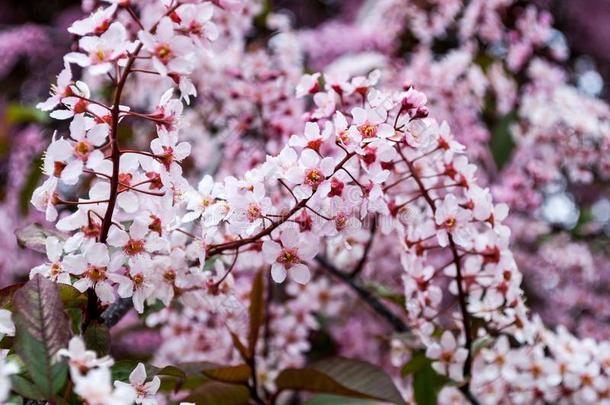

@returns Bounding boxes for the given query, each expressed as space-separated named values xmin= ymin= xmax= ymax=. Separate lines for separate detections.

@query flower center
xmin=444 ymin=217 xmax=456 ymax=230
xmin=95 ymin=49 xmax=107 ymax=63
xmin=133 ymin=273 xmax=144 ymax=286
xmin=201 ymin=196 xmax=214 ymax=208
xmin=81 ymin=223 xmax=101 ymax=238
xmin=86 ymin=266 xmax=107 ymax=282
xmin=277 ymin=248 xmax=299 ymax=268
xmin=74 ymin=141 xmax=92 ymax=159
xmin=359 ymin=123 xmax=377 ymax=138
xmin=124 ymin=239 xmax=145 ymax=256
xmin=159 ymin=146 xmax=175 ymax=170
xmin=440 ymin=351 xmax=454 ymax=363
xmin=164 ymin=269 xmax=176 ymax=283
xmin=50 ymin=263 xmax=62 ymax=277
xmin=155 ymin=44 xmax=174 ymax=63
xmin=304 ymin=168 xmax=324 ymax=187
xmin=247 ymin=203 xmax=262 ymax=222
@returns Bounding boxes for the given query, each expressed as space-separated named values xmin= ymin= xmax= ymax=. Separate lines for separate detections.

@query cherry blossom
xmin=262 ymin=229 xmax=317 ymax=284
xmin=114 ymin=363 xmax=160 ymax=405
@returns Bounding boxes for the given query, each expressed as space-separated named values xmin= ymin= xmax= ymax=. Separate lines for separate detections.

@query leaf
xmin=306 ymin=394 xmax=384 ymax=404
xmin=201 ymin=363 xmax=251 ymax=384
xmin=364 ymin=282 xmax=405 ymax=308
xmin=15 ymin=223 xmax=66 ymax=254
xmin=229 ymin=330 xmax=249 ymax=361
xmin=248 ymin=270 xmax=265 ymax=356
xmin=471 ymin=336 xmax=494 ymax=358
xmin=10 ymin=374 xmax=45 ymax=400
xmin=401 ymin=351 xmax=428 ymax=377
xmin=0 ymin=283 xmax=24 ymax=309
xmin=412 ymin=361 xmax=450 ymax=405
xmin=13 ymin=275 xmax=71 ymax=399
xmin=84 ymin=321 xmax=111 ymax=357
xmin=490 ymin=111 xmax=517 ymax=170
xmin=182 ymin=381 xmax=250 ymax=405
xmin=58 ymin=284 xmax=88 ymax=309
xmin=6 ymin=103 xmax=49 ymax=125
xmin=276 ymin=357 xmax=406 ymax=405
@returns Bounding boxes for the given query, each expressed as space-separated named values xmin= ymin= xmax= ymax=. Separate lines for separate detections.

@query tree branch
xmin=315 ymin=256 xmax=408 ymax=333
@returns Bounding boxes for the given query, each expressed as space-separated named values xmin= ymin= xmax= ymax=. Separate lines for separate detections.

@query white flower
xmin=312 ymin=91 xmax=336 ymax=119
xmin=37 ymin=61 xmax=73 ymax=111
xmin=63 ymin=243 xmax=122 ymax=303
xmin=182 ymin=175 xmax=224 ymax=225
xmin=350 ymin=106 xmax=394 ymax=141
xmin=288 ymin=121 xmax=330 ymax=152
xmin=30 ymin=237 xmax=71 ymax=284
xmin=65 ymin=22 xmax=135 ymax=76
xmin=176 ymin=3 xmax=219 ymax=43
xmin=114 ymin=363 xmax=160 ymax=405
xmin=43 ymin=133 xmax=83 ymax=185
xmin=262 ymin=229 xmax=317 ymax=284
xmin=285 ymin=149 xmax=335 ymax=199
xmin=74 ymin=367 xmax=136 ymax=405
xmin=0 ymin=310 xmax=15 ymax=337
xmin=31 ymin=177 xmax=59 ymax=221
xmin=107 ymin=219 xmax=165 ymax=257
xmin=138 ymin=17 xmax=195 ymax=76
xmin=68 ymin=4 xmax=117 ymax=36
xmin=58 ymin=336 xmax=114 ymax=379
xmin=434 ymin=194 xmax=473 ymax=247
xmin=0 ymin=354 xmax=19 ymax=403
xmin=295 ymin=73 xmax=320 ymax=98
xmin=109 ymin=256 xmax=156 ymax=313
xmin=425 ymin=331 xmax=468 ymax=381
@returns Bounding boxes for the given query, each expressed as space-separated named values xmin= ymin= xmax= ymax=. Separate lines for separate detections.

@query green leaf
xmin=401 ymin=351 xmax=429 ymax=377
xmin=6 ymin=103 xmax=49 ymax=125
xmin=65 ymin=308 xmax=83 ymax=335
xmin=276 ymin=357 xmax=406 ymax=405
xmin=248 ymin=270 xmax=265 ymax=357
xmin=10 ymin=374 xmax=45 ymax=400
xmin=413 ymin=361 xmax=450 ymax=405
xmin=363 ymin=282 xmax=405 ymax=308
xmin=84 ymin=321 xmax=111 ymax=356
xmin=490 ymin=111 xmax=517 ymax=170
xmin=58 ymin=284 xmax=87 ymax=309
xmin=182 ymin=381 xmax=250 ymax=405
xmin=12 ymin=275 xmax=71 ymax=399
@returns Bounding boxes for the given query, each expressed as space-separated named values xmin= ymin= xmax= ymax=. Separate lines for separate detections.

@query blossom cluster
xmin=0 ymin=0 xmax=609 ymax=404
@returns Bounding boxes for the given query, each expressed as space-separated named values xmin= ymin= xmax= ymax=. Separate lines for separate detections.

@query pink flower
xmin=425 ymin=331 xmax=469 ymax=381
xmin=138 ymin=17 xmax=195 ymax=76
xmin=262 ymin=229 xmax=318 ymax=284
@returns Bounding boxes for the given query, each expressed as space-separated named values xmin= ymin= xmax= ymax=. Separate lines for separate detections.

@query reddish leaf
xmin=13 ymin=275 xmax=71 ymax=398
xmin=275 ymin=357 xmax=406 ymax=405
xmin=248 ymin=270 xmax=265 ymax=356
